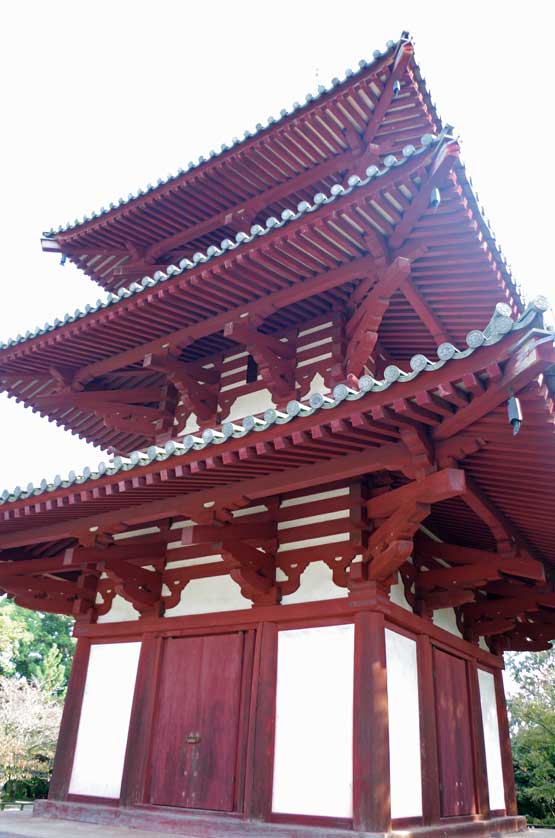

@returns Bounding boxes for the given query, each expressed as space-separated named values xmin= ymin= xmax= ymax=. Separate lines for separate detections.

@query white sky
xmin=0 ymin=0 xmax=553 ymax=491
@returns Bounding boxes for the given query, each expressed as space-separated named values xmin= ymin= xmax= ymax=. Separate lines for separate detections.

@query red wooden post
xmin=120 ymin=634 xmax=162 ymax=807
xmin=468 ymin=660 xmax=491 ymax=817
xmin=416 ymin=634 xmax=441 ymax=825
xmin=494 ymin=668 xmax=518 ymax=815
xmin=48 ymin=638 xmax=91 ymax=800
xmin=353 ymin=610 xmax=390 ymax=833
xmin=245 ymin=621 xmax=278 ymax=821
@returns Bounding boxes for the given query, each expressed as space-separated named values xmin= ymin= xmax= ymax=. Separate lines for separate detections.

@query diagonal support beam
xmin=389 ymin=140 xmax=460 ymax=251
xmin=345 ymin=256 xmax=412 ymax=376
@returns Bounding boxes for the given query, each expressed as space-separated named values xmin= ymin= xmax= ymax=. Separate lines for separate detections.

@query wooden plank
xmin=353 ymin=610 xmax=390 ymax=832
xmin=149 ymin=633 xmax=244 ymax=811
xmin=467 ymin=661 xmax=491 ymax=817
xmin=246 ymin=622 xmax=277 ymax=820
xmin=416 ymin=635 xmax=440 ymax=825
xmin=120 ymin=635 xmax=162 ymax=806
xmin=433 ymin=648 xmax=476 ymax=817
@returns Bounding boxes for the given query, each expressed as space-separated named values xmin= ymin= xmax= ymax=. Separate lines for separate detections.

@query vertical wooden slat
xmin=416 ymin=634 xmax=441 ymax=825
xmin=353 ymin=610 xmax=390 ymax=833
xmin=48 ymin=637 xmax=91 ymax=800
xmin=245 ymin=621 xmax=278 ymax=821
xmin=494 ymin=668 xmax=518 ymax=815
xmin=468 ymin=660 xmax=491 ymax=817
xmin=120 ymin=634 xmax=162 ymax=806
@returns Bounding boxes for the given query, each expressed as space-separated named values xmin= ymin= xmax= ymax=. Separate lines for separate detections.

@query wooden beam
xmin=224 ymin=316 xmax=296 ymax=398
xmin=0 ymin=440 xmax=411 ymax=549
xmin=363 ymin=41 xmax=414 ymax=145
xmin=389 ymin=140 xmax=460 ymax=251
xmin=345 ymin=256 xmax=412 ymax=375
xmin=366 ymin=468 xmax=466 ymax=518
xmin=434 ymin=336 xmax=553 ymax=441
xmin=75 ymin=255 xmax=376 ymax=385
xmin=400 ymin=276 xmax=452 ymax=345
xmin=417 ymin=556 xmax=545 ymax=592
xmin=144 ymin=148 xmax=364 ymax=263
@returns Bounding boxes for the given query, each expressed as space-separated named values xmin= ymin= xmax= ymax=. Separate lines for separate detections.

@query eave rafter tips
xmin=0 ymin=296 xmax=550 ymax=511
xmin=41 ymin=33 xmax=418 ymax=242
xmin=2 ymin=131 xmax=452 ymax=358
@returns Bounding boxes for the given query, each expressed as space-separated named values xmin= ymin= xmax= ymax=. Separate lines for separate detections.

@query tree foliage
xmin=0 ymin=598 xmax=75 ymax=694
xmin=506 ymin=646 xmax=555 ymax=823
xmin=0 ymin=597 xmax=75 ymax=799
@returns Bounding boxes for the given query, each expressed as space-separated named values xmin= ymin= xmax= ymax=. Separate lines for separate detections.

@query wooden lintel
xmin=417 ymin=556 xmax=545 ymax=593
xmin=366 ymin=468 xmax=465 ymax=519
xmin=181 ymin=521 xmax=276 ymax=546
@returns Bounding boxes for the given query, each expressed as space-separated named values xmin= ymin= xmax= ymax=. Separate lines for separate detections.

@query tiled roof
xmin=44 ymin=35 xmax=425 ymax=238
xmin=3 ymin=131 xmax=449 ymax=353
xmin=1 ymin=296 xmax=549 ymax=506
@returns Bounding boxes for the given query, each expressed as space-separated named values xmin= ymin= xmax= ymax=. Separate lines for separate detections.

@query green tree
xmin=0 ymin=598 xmax=75 ymax=691
xmin=506 ymin=647 xmax=555 ymax=823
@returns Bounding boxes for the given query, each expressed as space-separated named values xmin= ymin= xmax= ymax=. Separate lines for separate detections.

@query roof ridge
xmin=3 ymin=131 xmax=448 ymax=353
xmin=0 ymin=297 xmax=549 ymax=508
xmin=44 ymin=32 xmax=436 ymax=239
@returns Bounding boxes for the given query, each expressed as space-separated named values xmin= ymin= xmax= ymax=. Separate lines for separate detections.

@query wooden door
xmin=433 ymin=647 xmax=476 ymax=817
xmin=150 ymin=632 xmax=244 ymax=811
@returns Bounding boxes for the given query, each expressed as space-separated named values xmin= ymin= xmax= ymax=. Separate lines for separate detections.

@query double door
xmin=149 ymin=632 xmax=247 ymax=812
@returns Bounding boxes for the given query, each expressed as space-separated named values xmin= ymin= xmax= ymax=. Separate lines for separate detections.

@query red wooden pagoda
xmin=1 ymin=32 xmax=554 ymax=838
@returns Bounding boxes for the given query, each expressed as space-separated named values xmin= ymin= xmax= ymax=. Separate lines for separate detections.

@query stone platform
xmin=0 ymin=810 xmax=545 ymax=838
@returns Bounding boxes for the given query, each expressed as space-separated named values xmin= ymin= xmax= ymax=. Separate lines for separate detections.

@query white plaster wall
xmin=432 ymin=607 xmax=463 ymax=638
xmin=69 ymin=642 xmax=140 ymax=798
xmin=478 ymin=669 xmax=506 ymax=811
xmin=281 ymin=560 xmax=348 ymax=605
xmin=164 ymin=573 xmax=251 ymax=617
xmin=272 ymin=624 xmax=354 ymax=817
xmin=385 ymin=629 xmax=423 ymax=819
xmin=389 ymin=573 xmax=413 ymax=612
xmin=96 ymin=595 xmax=140 ymax=624
xmin=222 ymin=388 xmax=276 ymax=423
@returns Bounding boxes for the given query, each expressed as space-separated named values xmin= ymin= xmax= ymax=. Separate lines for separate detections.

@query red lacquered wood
xmin=48 ymin=638 xmax=91 ymax=800
xmin=120 ymin=634 xmax=163 ymax=806
xmin=246 ymin=622 xmax=277 ymax=821
xmin=417 ymin=634 xmax=441 ymax=825
xmin=353 ymin=610 xmax=390 ymax=833
xmin=433 ymin=647 xmax=476 ymax=817
xmin=149 ymin=632 xmax=244 ymax=811
xmin=467 ymin=660 xmax=491 ymax=817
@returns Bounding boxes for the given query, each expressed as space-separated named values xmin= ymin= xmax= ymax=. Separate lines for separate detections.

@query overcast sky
xmin=0 ymin=0 xmax=553 ymax=492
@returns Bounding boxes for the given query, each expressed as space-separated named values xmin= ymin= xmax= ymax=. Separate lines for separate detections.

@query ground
xmin=0 ymin=813 xmax=551 ymax=838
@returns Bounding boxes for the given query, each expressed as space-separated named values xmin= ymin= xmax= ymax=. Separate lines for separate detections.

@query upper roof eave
xmin=43 ymin=32 xmax=430 ymax=242
xmin=0 ymin=297 xmax=549 ymax=513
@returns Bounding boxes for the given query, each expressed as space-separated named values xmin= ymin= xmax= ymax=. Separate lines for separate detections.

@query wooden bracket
xmin=224 ymin=315 xmax=296 ymax=399
xmin=144 ymin=348 xmax=220 ymax=426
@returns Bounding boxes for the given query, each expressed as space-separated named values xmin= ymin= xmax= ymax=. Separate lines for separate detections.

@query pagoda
xmin=1 ymin=32 xmax=554 ymax=838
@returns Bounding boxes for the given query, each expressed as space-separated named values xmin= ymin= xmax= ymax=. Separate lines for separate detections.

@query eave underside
xmin=0 ymin=326 xmax=554 ymax=653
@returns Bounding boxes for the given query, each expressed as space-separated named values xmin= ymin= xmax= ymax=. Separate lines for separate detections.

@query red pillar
xmin=353 ymin=609 xmax=390 ymax=833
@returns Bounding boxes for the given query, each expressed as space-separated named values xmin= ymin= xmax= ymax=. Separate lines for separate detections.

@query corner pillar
xmin=353 ymin=607 xmax=391 ymax=833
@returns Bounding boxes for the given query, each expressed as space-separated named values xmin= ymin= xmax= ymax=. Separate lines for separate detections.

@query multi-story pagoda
xmin=1 ymin=32 xmax=554 ymax=838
